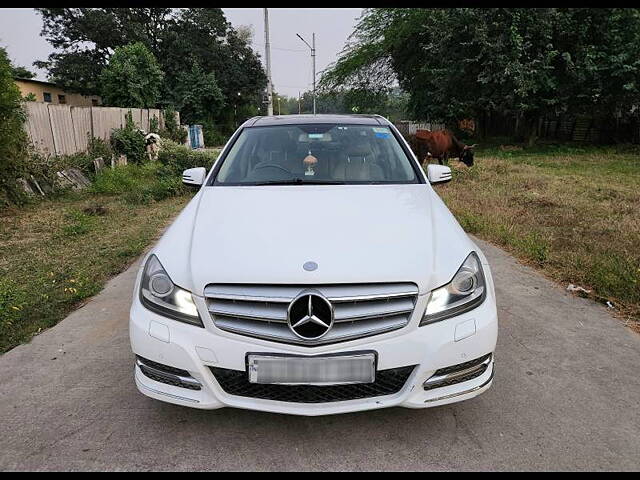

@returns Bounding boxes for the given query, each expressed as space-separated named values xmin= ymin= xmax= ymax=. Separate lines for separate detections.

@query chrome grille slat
xmin=205 ymin=283 xmax=418 ymax=346
xmin=208 ymin=299 xmax=287 ymax=321
xmin=334 ymin=297 xmax=415 ymax=321
xmin=213 ymin=314 xmax=410 ymax=346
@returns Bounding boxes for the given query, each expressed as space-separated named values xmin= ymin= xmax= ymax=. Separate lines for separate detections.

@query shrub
xmin=202 ymin=122 xmax=228 ymax=147
xmin=149 ymin=115 xmax=159 ymax=134
xmin=157 ymin=139 xmax=218 ymax=175
xmin=0 ymin=47 xmax=30 ymax=206
xmin=88 ymin=136 xmax=112 ymax=161
xmin=159 ymin=107 xmax=188 ymax=144
xmin=110 ymin=111 xmax=146 ymax=164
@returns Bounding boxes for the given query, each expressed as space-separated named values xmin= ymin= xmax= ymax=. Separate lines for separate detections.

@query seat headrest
xmin=347 ymin=140 xmax=373 ymax=158
xmin=263 ymin=130 xmax=291 ymax=150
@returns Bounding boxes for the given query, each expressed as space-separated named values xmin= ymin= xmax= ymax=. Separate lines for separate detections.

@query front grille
xmin=210 ymin=365 xmax=416 ymax=403
xmin=205 ymin=283 xmax=418 ymax=346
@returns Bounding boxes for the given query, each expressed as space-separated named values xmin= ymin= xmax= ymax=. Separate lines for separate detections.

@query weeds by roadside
xmin=437 ymin=146 xmax=640 ymax=330
xmin=0 ymin=143 xmax=221 ymax=352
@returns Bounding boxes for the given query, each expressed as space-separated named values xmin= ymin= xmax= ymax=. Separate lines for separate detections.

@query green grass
xmin=435 ymin=144 xmax=640 ymax=329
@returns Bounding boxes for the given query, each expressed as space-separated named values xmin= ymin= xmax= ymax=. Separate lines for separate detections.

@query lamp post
xmin=296 ymin=32 xmax=316 ymax=115
xmin=264 ymin=8 xmax=274 ymax=116
xmin=234 ymin=92 xmax=241 ymax=128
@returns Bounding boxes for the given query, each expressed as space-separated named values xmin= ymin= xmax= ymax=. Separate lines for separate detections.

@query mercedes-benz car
xmin=129 ymin=114 xmax=498 ymax=415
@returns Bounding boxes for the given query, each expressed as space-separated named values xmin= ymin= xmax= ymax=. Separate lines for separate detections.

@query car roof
xmin=243 ymin=114 xmax=391 ymax=128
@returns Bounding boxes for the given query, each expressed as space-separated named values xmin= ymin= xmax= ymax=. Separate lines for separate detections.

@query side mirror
xmin=427 ymin=164 xmax=452 ymax=184
xmin=182 ymin=167 xmax=207 ymax=187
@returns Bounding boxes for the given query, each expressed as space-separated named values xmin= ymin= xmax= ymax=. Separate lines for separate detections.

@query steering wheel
xmin=252 ymin=163 xmax=293 ymax=176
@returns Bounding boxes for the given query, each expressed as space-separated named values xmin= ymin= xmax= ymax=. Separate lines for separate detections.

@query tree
xmin=11 ymin=65 xmax=36 ymax=79
xmin=34 ymin=8 xmax=267 ymax=130
xmin=0 ymin=47 xmax=29 ymax=204
xmin=170 ymin=61 xmax=225 ymax=124
xmin=321 ymin=8 xmax=640 ymax=144
xmin=99 ymin=42 xmax=164 ymax=108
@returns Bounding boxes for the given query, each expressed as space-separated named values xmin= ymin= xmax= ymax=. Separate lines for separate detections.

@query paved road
xmin=1 ymin=237 xmax=639 ymax=471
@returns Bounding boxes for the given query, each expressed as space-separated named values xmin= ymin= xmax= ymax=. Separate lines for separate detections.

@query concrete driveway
xmin=1 ymin=237 xmax=639 ymax=471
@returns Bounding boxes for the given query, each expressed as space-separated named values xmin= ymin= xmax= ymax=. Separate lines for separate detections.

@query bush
xmin=0 ymin=48 xmax=30 ymax=206
xmin=157 ymin=139 xmax=218 ymax=175
xmin=202 ymin=121 xmax=228 ymax=147
xmin=110 ymin=111 xmax=146 ymax=164
xmin=159 ymin=107 xmax=188 ymax=144
xmin=88 ymin=136 xmax=113 ymax=161
xmin=149 ymin=115 xmax=159 ymax=134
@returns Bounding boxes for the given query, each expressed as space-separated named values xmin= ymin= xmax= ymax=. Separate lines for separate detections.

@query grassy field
xmin=436 ymin=144 xmax=640 ymax=331
xmin=0 ymin=189 xmax=191 ymax=353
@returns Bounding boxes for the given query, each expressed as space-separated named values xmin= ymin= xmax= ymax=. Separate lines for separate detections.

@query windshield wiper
xmin=250 ymin=178 xmax=346 ymax=185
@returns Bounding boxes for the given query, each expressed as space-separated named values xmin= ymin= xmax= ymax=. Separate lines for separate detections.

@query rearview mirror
xmin=182 ymin=167 xmax=207 ymax=187
xmin=427 ymin=164 xmax=452 ymax=184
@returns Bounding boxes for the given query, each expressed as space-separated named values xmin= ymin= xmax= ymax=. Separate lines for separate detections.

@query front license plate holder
xmin=247 ymin=352 xmax=376 ymax=385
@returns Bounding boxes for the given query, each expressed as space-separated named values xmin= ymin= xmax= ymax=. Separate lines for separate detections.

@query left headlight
xmin=420 ymin=251 xmax=486 ymax=326
xmin=139 ymin=254 xmax=203 ymax=327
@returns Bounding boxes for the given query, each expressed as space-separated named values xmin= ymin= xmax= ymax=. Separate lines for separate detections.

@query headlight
xmin=421 ymin=252 xmax=486 ymax=325
xmin=139 ymin=254 xmax=203 ymax=327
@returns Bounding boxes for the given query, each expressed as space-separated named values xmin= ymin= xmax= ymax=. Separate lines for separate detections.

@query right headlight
xmin=420 ymin=251 xmax=486 ymax=326
xmin=139 ymin=254 xmax=203 ymax=327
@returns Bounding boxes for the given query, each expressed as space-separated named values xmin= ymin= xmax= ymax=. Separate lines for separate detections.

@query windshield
xmin=213 ymin=124 xmax=419 ymax=185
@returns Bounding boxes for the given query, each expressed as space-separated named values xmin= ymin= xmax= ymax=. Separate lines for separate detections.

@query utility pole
xmin=296 ymin=32 xmax=316 ymax=114
xmin=264 ymin=8 xmax=273 ymax=116
xmin=298 ymin=92 xmax=301 ymax=114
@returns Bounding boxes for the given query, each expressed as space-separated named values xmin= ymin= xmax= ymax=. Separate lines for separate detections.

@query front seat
xmin=332 ymin=139 xmax=385 ymax=181
xmin=246 ymin=130 xmax=296 ymax=181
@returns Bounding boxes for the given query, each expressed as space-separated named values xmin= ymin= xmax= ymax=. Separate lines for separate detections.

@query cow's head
xmin=460 ymin=144 xmax=477 ymax=166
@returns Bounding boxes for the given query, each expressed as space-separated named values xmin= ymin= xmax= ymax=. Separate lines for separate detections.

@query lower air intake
xmin=210 ymin=365 xmax=416 ymax=403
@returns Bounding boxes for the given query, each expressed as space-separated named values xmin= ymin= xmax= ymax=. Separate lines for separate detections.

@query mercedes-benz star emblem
xmin=287 ymin=292 xmax=334 ymax=340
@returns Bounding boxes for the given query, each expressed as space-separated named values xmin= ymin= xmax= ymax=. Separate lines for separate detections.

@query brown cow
xmin=414 ymin=129 xmax=477 ymax=167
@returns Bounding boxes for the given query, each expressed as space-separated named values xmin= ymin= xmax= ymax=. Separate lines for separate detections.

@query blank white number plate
xmin=247 ymin=353 xmax=376 ymax=385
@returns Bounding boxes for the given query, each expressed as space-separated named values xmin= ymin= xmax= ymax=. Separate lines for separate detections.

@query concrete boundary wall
xmin=23 ymin=103 xmax=180 ymax=156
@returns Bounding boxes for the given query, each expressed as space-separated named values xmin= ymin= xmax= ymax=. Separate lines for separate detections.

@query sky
xmin=0 ymin=7 xmax=363 ymax=98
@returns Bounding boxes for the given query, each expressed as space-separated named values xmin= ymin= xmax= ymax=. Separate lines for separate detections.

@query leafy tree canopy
xmin=99 ymin=42 xmax=164 ymax=108
xmin=11 ymin=65 xmax=36 ymax=79
xmin=320 ymin=8 xmax=640 ymax=138
xmin=170 ymin=61 xmax=225 ymax=125
xmin=34 ymin=8 xmax=267 ymax=125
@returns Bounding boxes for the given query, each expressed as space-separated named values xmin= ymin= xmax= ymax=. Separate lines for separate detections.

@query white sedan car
xmin=129 ymin=114 xmax=498 ymax=415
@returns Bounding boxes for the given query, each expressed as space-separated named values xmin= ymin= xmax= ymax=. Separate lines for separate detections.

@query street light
xmin=296 ymin=32 xmax=316 ymax=115
xmin=234 ymin=92 xmax=241 ymax=128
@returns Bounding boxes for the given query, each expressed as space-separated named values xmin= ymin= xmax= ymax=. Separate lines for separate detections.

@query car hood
xmin=154 ymin=184 xmax=475 ymax=296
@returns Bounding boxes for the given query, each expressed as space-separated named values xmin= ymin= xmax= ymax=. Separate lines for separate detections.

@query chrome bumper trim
xmin=136 ymin=373 xmax=201 ymax=404
xmin=423 ymin=353 xmax=492 ymax=388
xmin=135 ymin=357 xmax=202 ymax=389
xmin=423 ymin=366 xmax=494 ymax=403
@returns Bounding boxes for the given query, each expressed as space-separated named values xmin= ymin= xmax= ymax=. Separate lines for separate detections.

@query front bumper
xmin=129 ymin=276 xmax=498 ymax=416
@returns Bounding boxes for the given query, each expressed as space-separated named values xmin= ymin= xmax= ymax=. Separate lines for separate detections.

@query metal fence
xmin=24 ymin=103 xmax=179 ymax=156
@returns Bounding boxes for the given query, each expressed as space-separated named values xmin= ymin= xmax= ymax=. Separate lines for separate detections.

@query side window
xmin=58 ymin=94 xmax=66 ymax=104
xmin=43 ymin=92 xmax=52 ymax=102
